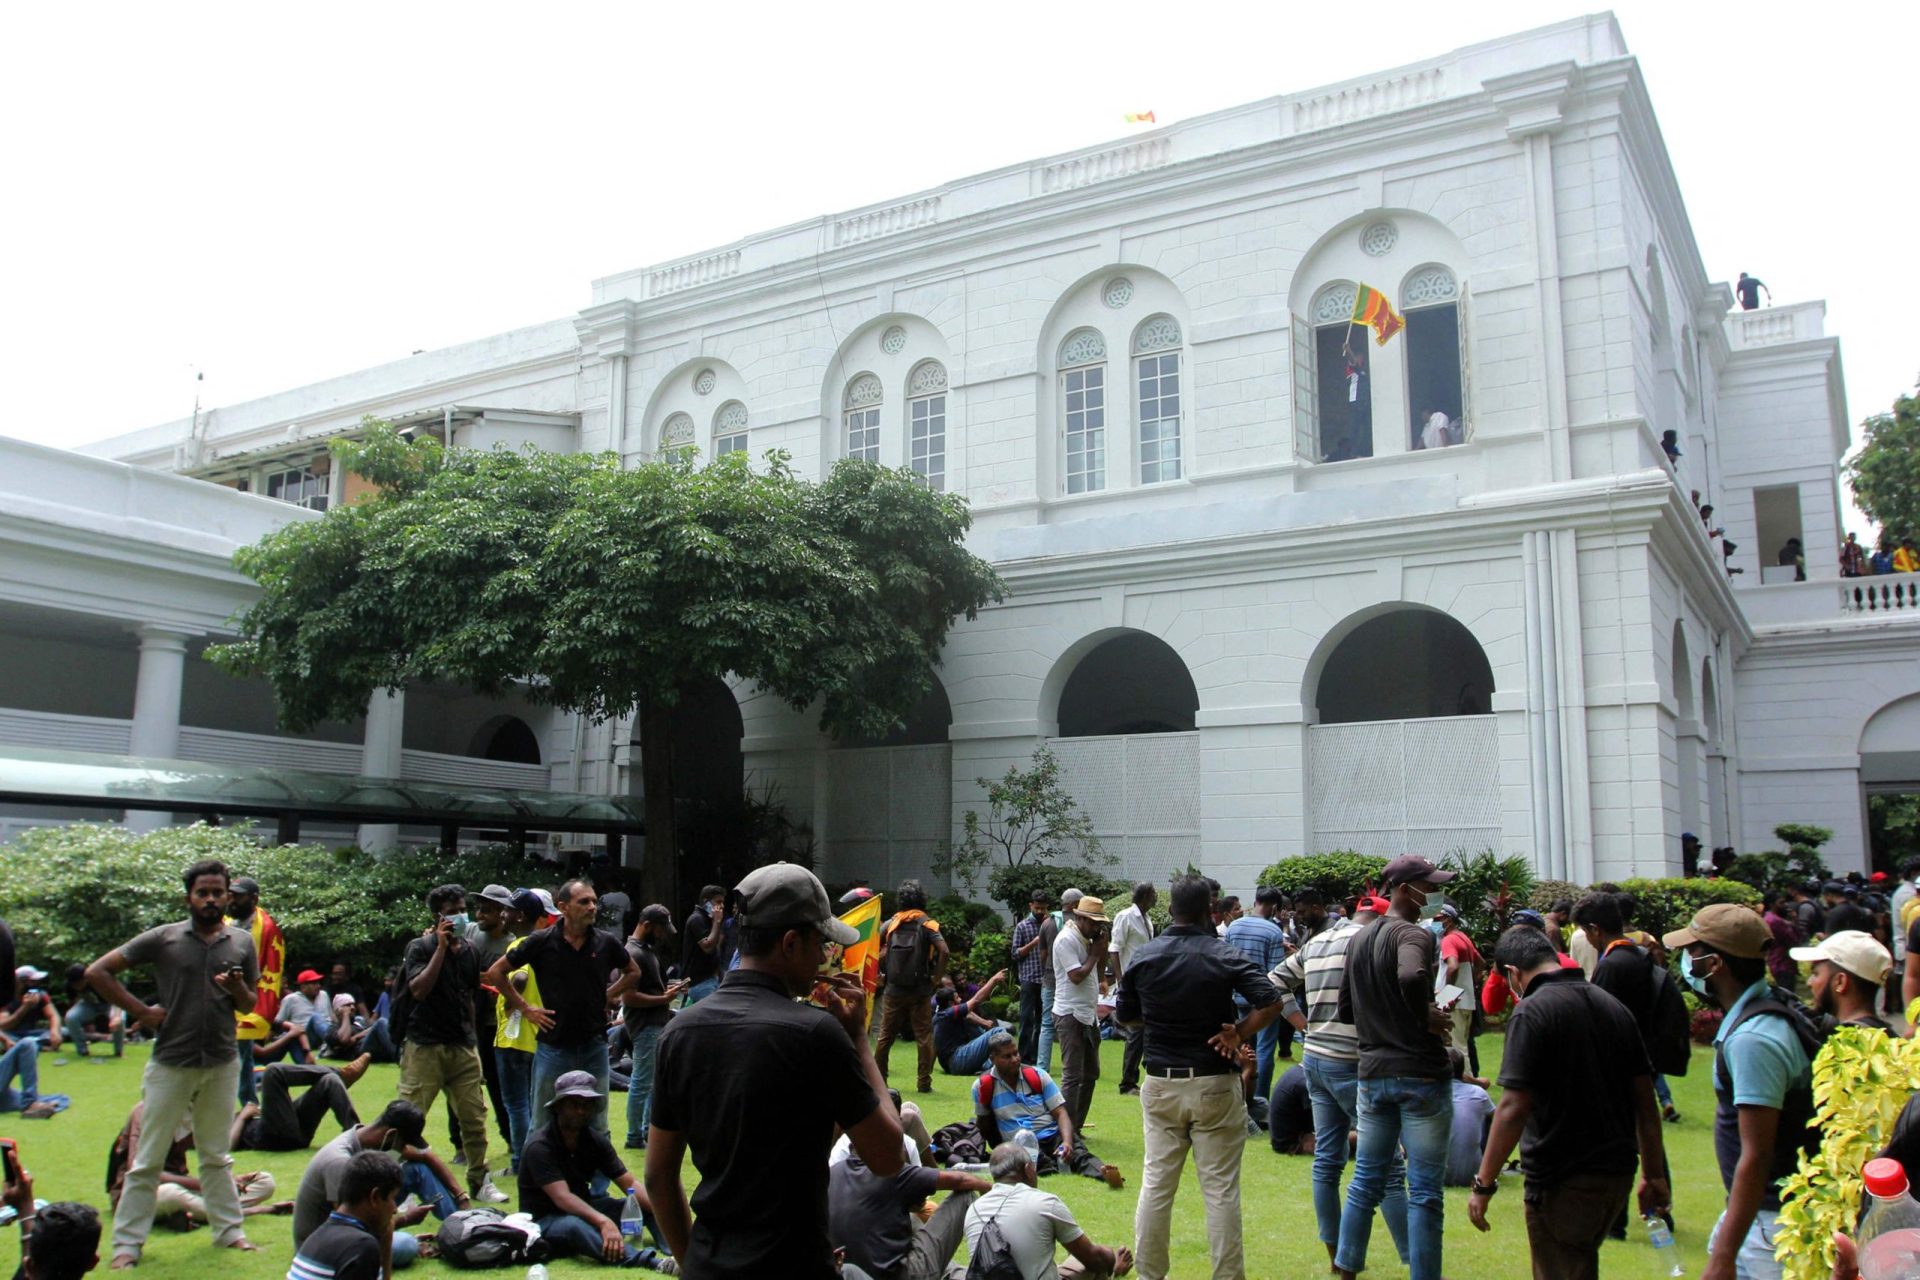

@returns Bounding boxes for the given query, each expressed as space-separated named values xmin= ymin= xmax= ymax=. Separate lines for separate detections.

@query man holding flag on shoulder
xmin=227 ymin=877 xmax=283 ymax=1106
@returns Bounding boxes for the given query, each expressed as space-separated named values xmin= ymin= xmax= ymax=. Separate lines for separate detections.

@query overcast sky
xmin=4 ymin=2 xmax=1913 ymax=531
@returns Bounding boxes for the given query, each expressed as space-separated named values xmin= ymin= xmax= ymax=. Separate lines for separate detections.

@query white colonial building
xmin=3 ymin=13 xmax=1913 ymax=895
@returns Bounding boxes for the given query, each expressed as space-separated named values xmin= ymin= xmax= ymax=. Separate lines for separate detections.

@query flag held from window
xmin=1351 ymin=284 xmax=1404 ymax=346
xmin=1123 ymin=111 xmax=1156 ymax=124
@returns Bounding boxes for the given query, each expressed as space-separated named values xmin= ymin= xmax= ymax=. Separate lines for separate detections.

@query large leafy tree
xmin=1846 ymin=384 xmax=1920 ymax=541
xmin=213 ymin=423 xmax=1005 ymax=905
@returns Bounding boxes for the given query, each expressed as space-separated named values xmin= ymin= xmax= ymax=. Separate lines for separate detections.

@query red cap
xmin=1864 ymin=1157 xmax=1909 ymax=1199
xmin=1358 ymin=895 xmax=1393 ymax=916
xmin=1871 ymin=871 xmax=1890 ymax=883
xmin=296 ymin=969 xmax=323 ymax=984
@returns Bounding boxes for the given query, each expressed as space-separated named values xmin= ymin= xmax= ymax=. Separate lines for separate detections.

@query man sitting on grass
xmin=933 ymin=969 xmax=1010 ymax=1076
xmin=7 ymin=1166 xmax=100 ymax=1280
xmin=518 ymin=1071 xmax=676 ymax=1272
xmin=231 ymin=1057 xmax=372 ymax=1152
xmin=292 ymin=1100 xmax=463 ymax=1271
xmin=973 ymin=1032 xmax=1123 ymax=1187
xmin=287 ymin=1150 xmax=404 ymax=1280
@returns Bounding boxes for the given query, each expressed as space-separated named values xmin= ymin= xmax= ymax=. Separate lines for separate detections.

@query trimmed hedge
xmin=1255 ymin=852 xmax=1388 ymax=902
xmin=985 ymin=862 xmax=1132 ymax=920
xmin=1615 ymin=876 xmax=1762 ymax=944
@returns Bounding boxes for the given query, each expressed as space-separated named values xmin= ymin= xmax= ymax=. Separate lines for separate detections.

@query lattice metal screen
xmin=823 ymin=745 xmax=953 ymax=890
xmin=1050 ymin=732 xmax=1201 ymax=883
xmin=1309 ymin=716 xmax=1501 ymax=858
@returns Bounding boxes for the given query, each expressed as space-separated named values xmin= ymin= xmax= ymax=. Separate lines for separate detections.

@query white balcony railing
xmin=1842 ymin=578 xmax=1920 ymax=614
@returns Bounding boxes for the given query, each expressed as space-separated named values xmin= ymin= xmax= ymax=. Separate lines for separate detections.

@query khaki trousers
xmin=875 ymin=993 xmax=935 ymax=1092
xmin=154 ymin=1171 xmax=276 ymax=1224
xmin=397 ymin=1041 xmax=491 ymax=1184
xmin=1134 ymin=1071 xmax=1247 ymax=1280
xmin=112 ymin=1058 xmax=246 ymax=1257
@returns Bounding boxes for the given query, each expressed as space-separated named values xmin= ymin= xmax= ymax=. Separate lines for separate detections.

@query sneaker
xmin=637 ymin=1250 xmax=679 ymax=1275
xmin=1663 ymin=1105 xmax=1682 ymax=1123
xmin=1100 ymin=1164 xmax=1125 ymax=1189
xmin=1117 ymin=1085 xmax=1140 ymax=1096
xmin=470 ymin=1176 xmax=510 ymax=1205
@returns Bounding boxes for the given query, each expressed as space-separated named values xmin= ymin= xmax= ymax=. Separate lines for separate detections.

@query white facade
xmin=6 ymin=13 xmax=1913 ymax=891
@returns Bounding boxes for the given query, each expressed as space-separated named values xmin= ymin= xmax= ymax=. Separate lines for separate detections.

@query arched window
xmin=1133 ymin=316 xmax=1182 ymax=484
xmin=1059 ymin=329 xmax=1107 ymax=494
xmin=906 ymin=361 xmax=947 ymax=491
xmin=1402 ymin=266 xmax=1462 ymax=451
xmin=843 ymin=373 xmax=883 ymax=462
xmin=1309 ymin=282 xmax=1371 ymax=461
xmin=660 ymin=412 xmax=696 ymax=459
xmin=713 ymin=401 xmax=749 ymax=456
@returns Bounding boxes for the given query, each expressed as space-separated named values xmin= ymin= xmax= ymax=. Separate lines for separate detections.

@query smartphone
xmin=0 ymin=1137 xmax=21 ymax=1185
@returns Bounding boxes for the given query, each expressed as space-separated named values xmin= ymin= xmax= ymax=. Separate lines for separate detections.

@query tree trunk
xmin=636 ymin=696 xmax=678 ymax=911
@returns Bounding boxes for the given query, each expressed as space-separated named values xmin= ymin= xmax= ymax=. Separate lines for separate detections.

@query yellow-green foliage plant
xmin=1773 ymin=1014 xmax=1920 ymax=1278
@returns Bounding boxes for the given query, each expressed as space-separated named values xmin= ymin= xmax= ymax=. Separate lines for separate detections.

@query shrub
xmin=1256 ymin=852 xmax=1388 ymax=903
xmin=1614 ymin=876 xmax=1762 ymax=945
xmin=936 ymin=747 xmax=1111 ymax=894
xmin=1526 ymin=880 xmax=1583 ymax=913
xmin=926 ymin=894 xmax=1004 ymax=970
xmin=1440 ymin=851 xmax=1536 ymax=949
xmin=964 ymin=931 xmax=1011 ymax=983
xmin=1688 ymin=1006 xmax=1724 ymax=1044
xmin=985 ymin=862 xmax=1131 ymax=920
xmin=0 ymin=822 xmax=564 ymax=978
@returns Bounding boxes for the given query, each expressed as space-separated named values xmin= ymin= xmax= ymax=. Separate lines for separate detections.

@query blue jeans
xmin=64 ymin=996 xmax=122 ymax=1057
xmin=1653 ymin=1073 xmax=1673 ymax=1108
xmin=944 ymin=1029 xmax=996 ymax=1077
xmin=401 ymin=1159 xmax=461 ymax=1220
xmin=1336 ymin=1075 xmax=1451 ymax=1280
xmin=533 ymin=1041 xmax=611 ymax=1146
xmin=0 ymin=1038 xmax=39 ymax=1111
xmin=1302 ymin=1054 xmax=1409 ymax=1259
xmin=537 ymin=1195 xmax=667 ymax=1267
xmin=1710 ymin=1208 xmax=1784 ymax=1280
xmin=624 ymin=1027 xmax=660 ymax=1146
xmin=1035 ymin=985 xmax=1055 ymax=1073
xmin=498 ymin=1047 xmax=533 ymax=1170
xmin=681 ymin=978 xmax=718 ymax=1007
xmin=236 ymin=1039 xmax=257 ymax=1104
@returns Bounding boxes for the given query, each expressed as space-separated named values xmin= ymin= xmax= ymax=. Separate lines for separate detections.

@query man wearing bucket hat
xmin=1791 ymin=929 xmax=1895 ymax=1034
xmin=1664 ymin=903 xmax=1816 ymax=1280
xmin=1051 ymin=893 xmax=1111 ymax=1134
xmin=1334 ymin=855 xmax=1458 ymax=1280
xmin=518 ymin=1071 xmax=675 ymax=1271
xmin=645 ymin=863 xmax=906 ymax=1279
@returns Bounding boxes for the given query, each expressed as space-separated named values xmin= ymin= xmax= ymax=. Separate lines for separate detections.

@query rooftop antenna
xmin=185 ymin=367 xmax=207 ymax=467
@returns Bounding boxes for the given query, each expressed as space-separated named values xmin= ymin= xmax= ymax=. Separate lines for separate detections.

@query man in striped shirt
xmin=1269 ymin=895 xmax=1410 ymax=1274
xmin=288 ymin=1151 xmax=402 ymax=1280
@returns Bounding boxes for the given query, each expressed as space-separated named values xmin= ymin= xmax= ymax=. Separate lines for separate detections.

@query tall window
xmin=907 ymin=361 xmax=947 ymax=491
xmin=843 ymin=373 xmax=882 ymax=462
xmin=660 ymin=412 xmax=696 ymax=460
xmin=1401 ymin=267 xmax=1462 ymax=450
xmin=714 ymin=401 xmax=749 ymax=456
xmin=1133 ymin=316 xmax=1182 ymax=484
xmin=1060 ymin=329 xmax=1107 ymax=494
xmin=266 ymin=464 xmax=330 ymax=511
xmin=1310 ymin=282 xmax=1372 ymax=461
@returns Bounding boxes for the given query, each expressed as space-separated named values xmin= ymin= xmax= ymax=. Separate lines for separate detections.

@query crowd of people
xmin=2 ymin=851 xmax=1915 ymax=1280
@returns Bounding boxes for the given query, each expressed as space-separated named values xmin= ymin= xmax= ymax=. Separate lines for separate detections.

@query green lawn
xmin=0 ymin=1035 xmax=1727 ymax=1280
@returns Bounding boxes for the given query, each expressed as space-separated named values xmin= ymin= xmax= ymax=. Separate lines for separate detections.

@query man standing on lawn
xmin=1465 ymin=925 xmax=1670 ymax=1280
xmin=86 ymin=857 xmax=261 ymax=1268
xmin=224 ymin=877 xmax=282 ymax=1105
xmin=1011 ymin=891 xmax=1051 ymax=1068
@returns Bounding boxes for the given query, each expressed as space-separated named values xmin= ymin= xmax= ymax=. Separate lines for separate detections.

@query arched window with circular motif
xmin=1132 ymin=315 xmax=1183 ymax=483
xmin=1058 ymin=329 xmax=1107 ymax=493
xmin=906 ymin=360 xmax=947 ymax=492
xmin=713 ymin=401 xmax=749 ymax=456
xmin=660 ymin=411 xmax=696 ymax=459
xmin=1401 ymin=265 xmax=1464 ymax=451
xmin=1308 ymin=281 xmax=1372 ymax=462
xmin=843 ymin=373 xmax=883 ymax=463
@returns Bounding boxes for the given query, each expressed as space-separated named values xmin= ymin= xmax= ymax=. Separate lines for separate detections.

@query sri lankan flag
xmin=1123 ymin=111 xmax=1156 ymax=124
xmin=1351 ymin=284 xmax=1404 ymax=346
xmin=838 ymin=895 xmax=884 ymax=993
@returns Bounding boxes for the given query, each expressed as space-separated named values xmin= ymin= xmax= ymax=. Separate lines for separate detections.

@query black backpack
xmin=436 ymin=1208 xmax=551 ymax=1269
xmin=1644 ymin=962 xmax=1693 ymax=1077
xmin=965 ymin=1199 xmax=1022 ymax=1280
xmin=883 ymin=916 xmax=935 ymax=990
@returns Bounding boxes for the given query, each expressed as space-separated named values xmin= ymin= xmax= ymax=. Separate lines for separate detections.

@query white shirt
xmin=1051 ymin=924 xmax=1097 ymax=1026
xmin=1893 ymin=880 xmax=1916 ymax=960
xmin=963 ymin=1182 xmax=1085 ymax=1280
xmin=1422 ymin=411 xmax=1451 ymax=450
xmin=1111 ymin=904 xmax=1153 ymax=975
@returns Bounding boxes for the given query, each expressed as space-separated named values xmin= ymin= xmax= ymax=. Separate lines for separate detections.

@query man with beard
xmin=1790 ymin=930 xmax=1895 ymax=1034
xmin=620 ymin=905 xmax=688 ymax=1150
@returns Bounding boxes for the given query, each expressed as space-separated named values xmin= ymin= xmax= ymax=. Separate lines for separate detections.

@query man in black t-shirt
xmin=396 ymin=884 xmax=502 ymax=1205
xmin=645 ymin=863 xmax=906 ymax=1279
xmin=1466 ymin=926 xmax=1667 ymax=1280
xmin=679 ymin=885 xmax=727 ymax=1004
xmin=519 ymin=1072 xmax=674 ymax=1270
xmin=288 ymin=1151 xmax=402 ymax=1280
xmin=620 ymin=906 xmax=687 ymax=1150
xmin=1735 ymin=272 xmax=1770 ymax=311
xmin=1269 ymin=1063 xmax=1316 ymax=1155
xmin=827 ymin=1107 xmax=989 ymax=1280
xmin=484 ymin=879 xmax=641 ymax=1143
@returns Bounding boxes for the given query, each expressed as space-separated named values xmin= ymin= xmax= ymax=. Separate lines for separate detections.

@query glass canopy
xmin=0 ymin=745 xmax=643 ymax=833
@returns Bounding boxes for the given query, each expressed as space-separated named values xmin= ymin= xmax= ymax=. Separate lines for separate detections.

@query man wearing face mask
xmin=396 ymin=884 xmax=506 ymax=1205
xmin=293 ymin=1100 xmax=461 ymax=1271
xmin=1664 ymin=904 xmax=1817 ymax=1280
xmin=1333 ymin=856 xmax=1457 ymax=1280
xmin=1464 ymin=926 xmax=1669 ymax=1280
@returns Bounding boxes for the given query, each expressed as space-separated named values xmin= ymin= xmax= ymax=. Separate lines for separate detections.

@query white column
xmin=125 ymin=626 xmax=195 ymax=833
xmin=358 ymin=686 xmax=407 ymax=852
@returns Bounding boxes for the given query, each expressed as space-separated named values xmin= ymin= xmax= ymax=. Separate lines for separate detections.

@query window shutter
xmin=1456 ymin=284 xmax=1472 ymax=442
xmin=1292 ymin=314 xmax=1318 ymax=462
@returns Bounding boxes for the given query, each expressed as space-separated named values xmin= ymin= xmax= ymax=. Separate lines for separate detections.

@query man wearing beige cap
xmin=1790 ymin=930 xmax=1895 ymax=1034
xmin=1052 ymin=893 xmax=1111 ymax=1134
xmin=1663 ymin=903 xmax=1818 ymax=1280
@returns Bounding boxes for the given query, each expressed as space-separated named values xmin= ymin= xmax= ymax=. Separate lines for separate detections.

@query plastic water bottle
xmin=525 ymin=1265 xmax=548 ymax=1280
xmin=1643 ymin=1214 xmax=1683 ymax=1277
xmin=1858 ymin=1157 xmax=1920 ymax=1280
xmin=1012 ymin=1128 xmax=1040 ymax=1162
xmin=620 ymin=1190 xmax=645 ymax=1239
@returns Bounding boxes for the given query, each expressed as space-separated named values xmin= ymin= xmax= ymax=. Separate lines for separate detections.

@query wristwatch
xmin=1469 ymin=1176 xmax=1498 ymax=1197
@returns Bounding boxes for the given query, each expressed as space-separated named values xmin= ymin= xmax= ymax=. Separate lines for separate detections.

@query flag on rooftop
xmin=1123 ymin=111 xmax=1156 ymax=124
